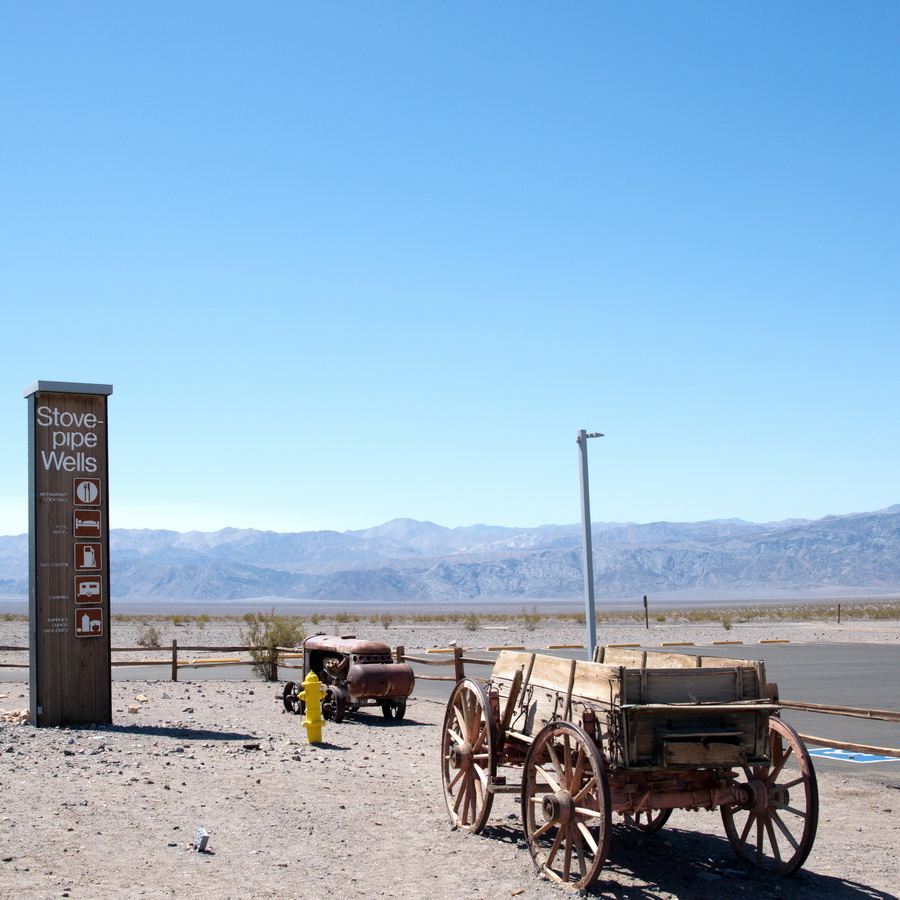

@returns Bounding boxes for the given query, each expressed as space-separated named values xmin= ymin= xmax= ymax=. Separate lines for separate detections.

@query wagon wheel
xmin=382 ymin=699 xmax=406 ymax=720
xmin=441 ymin=678 xmax=497 ymax=833
xmin=721 ymin=717 xmax=818 ymax=875
xmin=521 ymin=721 xmax=612 ymax=890
xmin=282 ymin=681 xmax=304 ymax=715
xmin=321 ymin=686 xmax=345 ymax=723
xmin=622 ymin=808 xmax=673 ymax=833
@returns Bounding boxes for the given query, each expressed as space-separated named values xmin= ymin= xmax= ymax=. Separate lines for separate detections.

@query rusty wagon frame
xmin=440 ymin=646 xmax=818 ymax=891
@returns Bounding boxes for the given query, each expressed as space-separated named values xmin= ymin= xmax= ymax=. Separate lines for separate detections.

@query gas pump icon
xmin=75 ymin=543 xmax=102 ymax=570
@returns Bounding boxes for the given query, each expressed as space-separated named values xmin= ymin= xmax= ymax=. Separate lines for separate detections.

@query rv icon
xmin=74 ymin=575 xmax=102 ymax=603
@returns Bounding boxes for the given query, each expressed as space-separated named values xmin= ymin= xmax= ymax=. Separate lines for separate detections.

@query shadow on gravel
xmin=464 ymin=820 xmax=895 ymax=900
xmin=82 ymin=723 xmax=261 ymax=742
xmin=592 ymin=824 xmax=897 ymax=900
xmin=480 ymin=820 xmax=526 ymax=847
xmin=344 ymin=713 xmax=430 ymax=729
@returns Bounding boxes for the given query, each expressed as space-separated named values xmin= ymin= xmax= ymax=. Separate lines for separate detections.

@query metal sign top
xmin=24 ymin=381 xmax=113 ymax=398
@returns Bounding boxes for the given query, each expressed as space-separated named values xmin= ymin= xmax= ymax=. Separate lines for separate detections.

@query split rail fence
xmin=1 ymin=641 xmax=898 ymax=759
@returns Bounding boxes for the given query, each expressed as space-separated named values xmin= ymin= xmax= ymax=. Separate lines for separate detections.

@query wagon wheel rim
xmin=522 ymin=721 xmax=611 ymax=890
xmin=622 ymin=807 xmax=673 ymax=833
xmin=282 ymin=681 xmax=303 ymax=714
xmin=721 ymin=716 xmax=819 ymax=875
xmin=441 ymin=678 xmax=497 ymax=833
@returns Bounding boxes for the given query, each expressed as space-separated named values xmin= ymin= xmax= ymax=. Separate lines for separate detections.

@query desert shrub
xmin=171 ymin=614 xmax=188 ymax=626
xmin=333 ymin=611 xmax=358 ymax=629
xmin=309 ymin=613 xmax=322 ymax=626
xmin=521 ymin=606 xmax=542 ymax=631
xmin=241 ymin=609 xmax=305 ymax=681
xmin=136 ymin=625 xmax=162 ymax=648
xmin=196 ymin=614 xmax=210 ymax=630
xmin=377 ymin=612 xmax=393 ymax=628
xmin=462 ymin=613 xmax=480 ymax=632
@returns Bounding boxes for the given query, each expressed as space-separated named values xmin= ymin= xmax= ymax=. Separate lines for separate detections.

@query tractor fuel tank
xmin=346 ymin=662 xmax=415 ymax=699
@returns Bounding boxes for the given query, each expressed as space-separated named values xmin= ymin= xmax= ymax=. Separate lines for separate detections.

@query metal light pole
xmin=577 ymin=429 xmax=604 ymax=660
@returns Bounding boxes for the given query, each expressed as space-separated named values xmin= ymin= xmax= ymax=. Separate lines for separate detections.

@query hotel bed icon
xmin=75 ymin=515 xmax=101 ymax=531
xmin=74 ymin=510 xmax=102 ymax=538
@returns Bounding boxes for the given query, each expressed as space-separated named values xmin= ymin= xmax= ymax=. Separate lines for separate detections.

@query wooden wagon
xmin=440 ymin=646 xmax=818 ymax=890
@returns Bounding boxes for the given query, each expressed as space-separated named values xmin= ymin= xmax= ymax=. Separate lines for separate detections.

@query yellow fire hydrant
xmin=298 ymin=671 xmax=328 ymax=744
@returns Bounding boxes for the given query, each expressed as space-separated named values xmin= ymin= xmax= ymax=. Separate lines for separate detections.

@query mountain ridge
xmin=1 ymin=505 xmax=899 ymax=603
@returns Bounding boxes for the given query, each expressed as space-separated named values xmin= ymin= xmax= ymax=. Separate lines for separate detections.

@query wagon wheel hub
xmin=449 ymin=741 xmax=473 ymax=771
xmin=744 ymin=778 xmax=770 ymax=814
xmin=542 ymin=790 xmax=575 ymax=826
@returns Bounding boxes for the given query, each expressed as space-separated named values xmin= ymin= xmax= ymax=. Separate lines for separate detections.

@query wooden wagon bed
xmin=440 ymin=646 xmax=818 ymax=890
xmin=492 ymin=647 xmax=776 ymax=770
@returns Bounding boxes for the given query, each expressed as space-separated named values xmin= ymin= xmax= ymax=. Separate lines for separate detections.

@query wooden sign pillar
xmin=25 ymin=381 xmax=113 ymax=727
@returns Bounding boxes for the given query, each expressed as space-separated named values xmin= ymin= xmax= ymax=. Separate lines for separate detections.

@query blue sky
xmin=2 ymin=2 xmax=898 ymax=535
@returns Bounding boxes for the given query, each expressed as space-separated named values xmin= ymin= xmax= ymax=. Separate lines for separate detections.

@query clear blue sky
xmin=2 ymin=2 xmax=898 ymax=535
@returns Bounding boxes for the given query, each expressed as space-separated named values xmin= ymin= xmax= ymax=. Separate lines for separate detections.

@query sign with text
xmin=26 ymin=381 xmax=113 ymax=727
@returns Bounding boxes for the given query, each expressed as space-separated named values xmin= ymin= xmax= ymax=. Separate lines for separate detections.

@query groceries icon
xmin=75 ymin=575 xmax=102 ymax=603
xmin=75 ymin=608 xmax=103 ymax=638
xmin=74 ymin=542 xmax=102 ymax=571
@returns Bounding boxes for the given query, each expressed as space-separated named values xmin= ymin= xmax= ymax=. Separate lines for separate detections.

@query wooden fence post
xmin=171 ymin=639 xmax=178 ymax=682
xmin=395 ymin=645 xmax=405 ymax=663
xmin=453 ymin=646 xmax=464 ymax=682
xmin=269 ymin=645 xmax=278 ymax=682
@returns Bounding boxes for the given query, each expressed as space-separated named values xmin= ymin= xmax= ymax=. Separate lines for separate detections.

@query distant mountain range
xmin=1 ymin=505 xmax=899 ymax=605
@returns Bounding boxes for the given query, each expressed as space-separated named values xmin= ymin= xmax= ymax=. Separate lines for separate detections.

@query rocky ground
xmin=1 ymin=617 xmax=898 ymax=899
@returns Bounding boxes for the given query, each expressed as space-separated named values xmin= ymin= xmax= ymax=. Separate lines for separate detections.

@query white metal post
xmin=577 ymin=429 xmax=603 ymax=660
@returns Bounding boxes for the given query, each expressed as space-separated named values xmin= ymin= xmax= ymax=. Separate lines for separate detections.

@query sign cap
xmin=24 ymin=381 xmax=113 ymax=398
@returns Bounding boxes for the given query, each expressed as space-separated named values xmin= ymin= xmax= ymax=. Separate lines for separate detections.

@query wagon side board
xmin=490 ymin=649 xmax=774 ymax=769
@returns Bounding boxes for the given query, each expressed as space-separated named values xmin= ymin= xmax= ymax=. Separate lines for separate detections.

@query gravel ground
xmin=1 ymin=618 xmax=898 ymax=899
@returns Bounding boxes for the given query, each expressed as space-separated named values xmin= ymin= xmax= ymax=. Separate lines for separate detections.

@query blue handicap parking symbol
xmin=807 ymin=748 xmax=899 ymax=764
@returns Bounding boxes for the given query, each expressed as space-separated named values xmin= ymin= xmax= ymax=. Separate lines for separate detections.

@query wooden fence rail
xmin=779 ymin=699 xmax=900 ymax=723
xmin=777 ymin=699 xmax=900 ymax=758
xmin=2 ymin=643 xmax=898 ymax=758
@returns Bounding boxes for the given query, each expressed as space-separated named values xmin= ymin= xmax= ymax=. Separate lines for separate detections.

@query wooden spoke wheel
xmin=521 ymin=721 xmax=612 ymax=890
xmin=282 ymin=681 xmax=304 ymax=715
xmin=382 ymin=699 xmax=406 ymax=720
xmin=441 ymin=678 xmax=497 ymax=833
xmin=622 ymin=808 xmax=673 ymax=833
xmin=721 ymin=717 xmax=818 ymax=875
xmin=321 ymin=685 xmax=346 ymax=723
